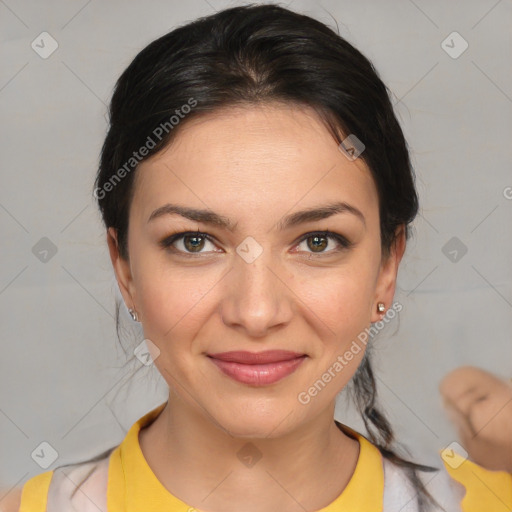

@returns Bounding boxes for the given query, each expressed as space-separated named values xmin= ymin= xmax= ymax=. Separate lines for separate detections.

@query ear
xmin=370 ymin=225 xmax=406 ymax=323
xmin=106 ymin=227 xmax=137 ymax=311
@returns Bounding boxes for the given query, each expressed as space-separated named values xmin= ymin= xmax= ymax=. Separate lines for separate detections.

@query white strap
xmin=382 ymin=457 xmax=465 ymax=511
xmin=46 ymin=454 xmax=110 ymax=512
xmin=383 ymin=458 xmax=420 ymax=511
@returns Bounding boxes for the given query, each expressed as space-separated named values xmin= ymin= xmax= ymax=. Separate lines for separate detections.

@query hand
xmin=440 ymin=366 xmax=512 ymax=473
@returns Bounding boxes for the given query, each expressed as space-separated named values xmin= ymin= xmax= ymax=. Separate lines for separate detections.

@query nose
xmin=220 ymin=247 xmax=293 ymax=338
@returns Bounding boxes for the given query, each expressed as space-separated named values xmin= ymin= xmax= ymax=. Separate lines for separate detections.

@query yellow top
xmin=440 ymin=449 xmax=512 ymax=512
xmin=106 ymin=403 xmax=385 ymax=511
xmin=18 ymin=402 xmax=512 ymax=511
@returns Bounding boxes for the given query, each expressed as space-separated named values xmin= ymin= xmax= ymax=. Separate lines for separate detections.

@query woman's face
xmin=109 ymin=103 xmax=404 ymax=437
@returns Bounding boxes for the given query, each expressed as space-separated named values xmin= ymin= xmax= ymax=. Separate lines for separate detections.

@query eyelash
xmin=159 ymin=230 xmax=353 ymax=257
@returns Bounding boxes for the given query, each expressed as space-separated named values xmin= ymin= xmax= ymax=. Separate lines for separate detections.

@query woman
xmin=13 ymin=4 xmax=510 ymax=511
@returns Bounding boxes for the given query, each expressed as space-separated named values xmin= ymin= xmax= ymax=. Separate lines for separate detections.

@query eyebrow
xmin=147 ymin=201 xmax=366 ymax=231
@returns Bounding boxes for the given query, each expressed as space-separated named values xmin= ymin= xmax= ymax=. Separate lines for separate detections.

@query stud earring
xmin=377 ymin=303 xmax=386 ymax=313
xmin=128 ymin=308 xmax=139 ymax=322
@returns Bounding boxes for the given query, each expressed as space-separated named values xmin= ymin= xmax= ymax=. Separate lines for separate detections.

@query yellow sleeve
xmin=441 ymin=450 xmax=512 ymax=512
xmin=106 ymin=445 xmax=124 ymax=510
xmin=18 ymin=471 xmax=53 ymax=512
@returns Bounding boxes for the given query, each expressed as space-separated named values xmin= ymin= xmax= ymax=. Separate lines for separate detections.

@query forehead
xmin=131 ymin=103 xmax=378 ymax=225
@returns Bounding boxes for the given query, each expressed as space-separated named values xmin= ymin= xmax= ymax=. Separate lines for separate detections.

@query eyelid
xmin=159 ymin=230 xmax=219 ymax=254
xmin=159 ymin=230 xmax=353 ymax=255
xmin=295 ymin=230 xmax=353 ymax=250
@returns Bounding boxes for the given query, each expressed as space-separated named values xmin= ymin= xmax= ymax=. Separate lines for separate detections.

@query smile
xmin=207 ymin=350 xmax=307 ymax=386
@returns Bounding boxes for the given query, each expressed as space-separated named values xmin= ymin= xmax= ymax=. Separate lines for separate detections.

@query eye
xmin=294 ymin=231 xmax=352 ymax=255
xmin=159 ymin=231 xmax=220 ymax=255
xmin=159 ymin=230 xmax=352 ymax=257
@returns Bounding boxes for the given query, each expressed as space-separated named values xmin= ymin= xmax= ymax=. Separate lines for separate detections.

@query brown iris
xmin=307 ymin=234 xmax=328 ymax=252
xmin=184 ymin=235 xmax=206 ymax=252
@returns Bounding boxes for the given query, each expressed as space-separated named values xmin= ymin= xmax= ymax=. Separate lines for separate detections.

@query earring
xmin=377 ymin=302 xmax=386 ymax=313
xmin=128 ymin=308 xmax=139 ymax=322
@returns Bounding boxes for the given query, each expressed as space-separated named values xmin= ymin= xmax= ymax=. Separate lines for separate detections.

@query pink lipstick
xmin=207 ymin=350 xmax=306 ymax=386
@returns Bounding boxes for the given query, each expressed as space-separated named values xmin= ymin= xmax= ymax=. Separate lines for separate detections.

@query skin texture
xmin=440 ymin=366 xmax=512 ymax=473
xmin=107 ymin=102 xmax=406 ymax=512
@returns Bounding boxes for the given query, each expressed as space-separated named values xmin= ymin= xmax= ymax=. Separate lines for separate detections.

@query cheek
xmin=294 ymin=261 xmax=377 ymax=337
xmin=133 ymin=257 xmax=226 ymax=342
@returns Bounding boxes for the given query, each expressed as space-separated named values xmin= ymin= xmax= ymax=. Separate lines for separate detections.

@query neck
xmin=138 ymin=395 xmax=360 ymax=512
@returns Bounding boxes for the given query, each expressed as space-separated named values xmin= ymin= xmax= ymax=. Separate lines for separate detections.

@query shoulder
xmin=440 ymin=449 xmax=512 ymax=510
xmin=46 ymin=453 xmax=110 ymax=512
xmin=17 ymin=470 xmax=54 ymax=512
xmin=1 ymin=470 xmax=54 ymax=512
xmin=0 ymin=486 xmax=23 ymax=512
xmin=382 ymin=451 xmax=512 ymax=512
xmin=382 ymin=457 xmax=465 ymax=512
xmin=17 ymin=449 xmax=113 ymax=512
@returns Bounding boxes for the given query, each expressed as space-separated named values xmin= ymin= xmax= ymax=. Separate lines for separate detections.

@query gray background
xmin=1 ymin=0 xmax=511 ymax=491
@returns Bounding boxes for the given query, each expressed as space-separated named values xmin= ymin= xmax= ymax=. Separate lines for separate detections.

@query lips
xmin=207 ymin=350 xmax=305 ymax=364
xmin=207 ymin=350 xmax=307 ymax=386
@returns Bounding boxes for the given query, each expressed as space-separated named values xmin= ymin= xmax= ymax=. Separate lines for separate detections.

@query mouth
xmin=206 ymin=350 xmax=307 ymax=386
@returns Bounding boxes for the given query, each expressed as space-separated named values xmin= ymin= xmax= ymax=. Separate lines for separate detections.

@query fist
xmin=440 ymin=366 xmax=512 ymax=473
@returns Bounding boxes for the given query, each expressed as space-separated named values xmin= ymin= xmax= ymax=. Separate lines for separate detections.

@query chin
xmin=213 ymin=407 xmax=297 ymax=439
